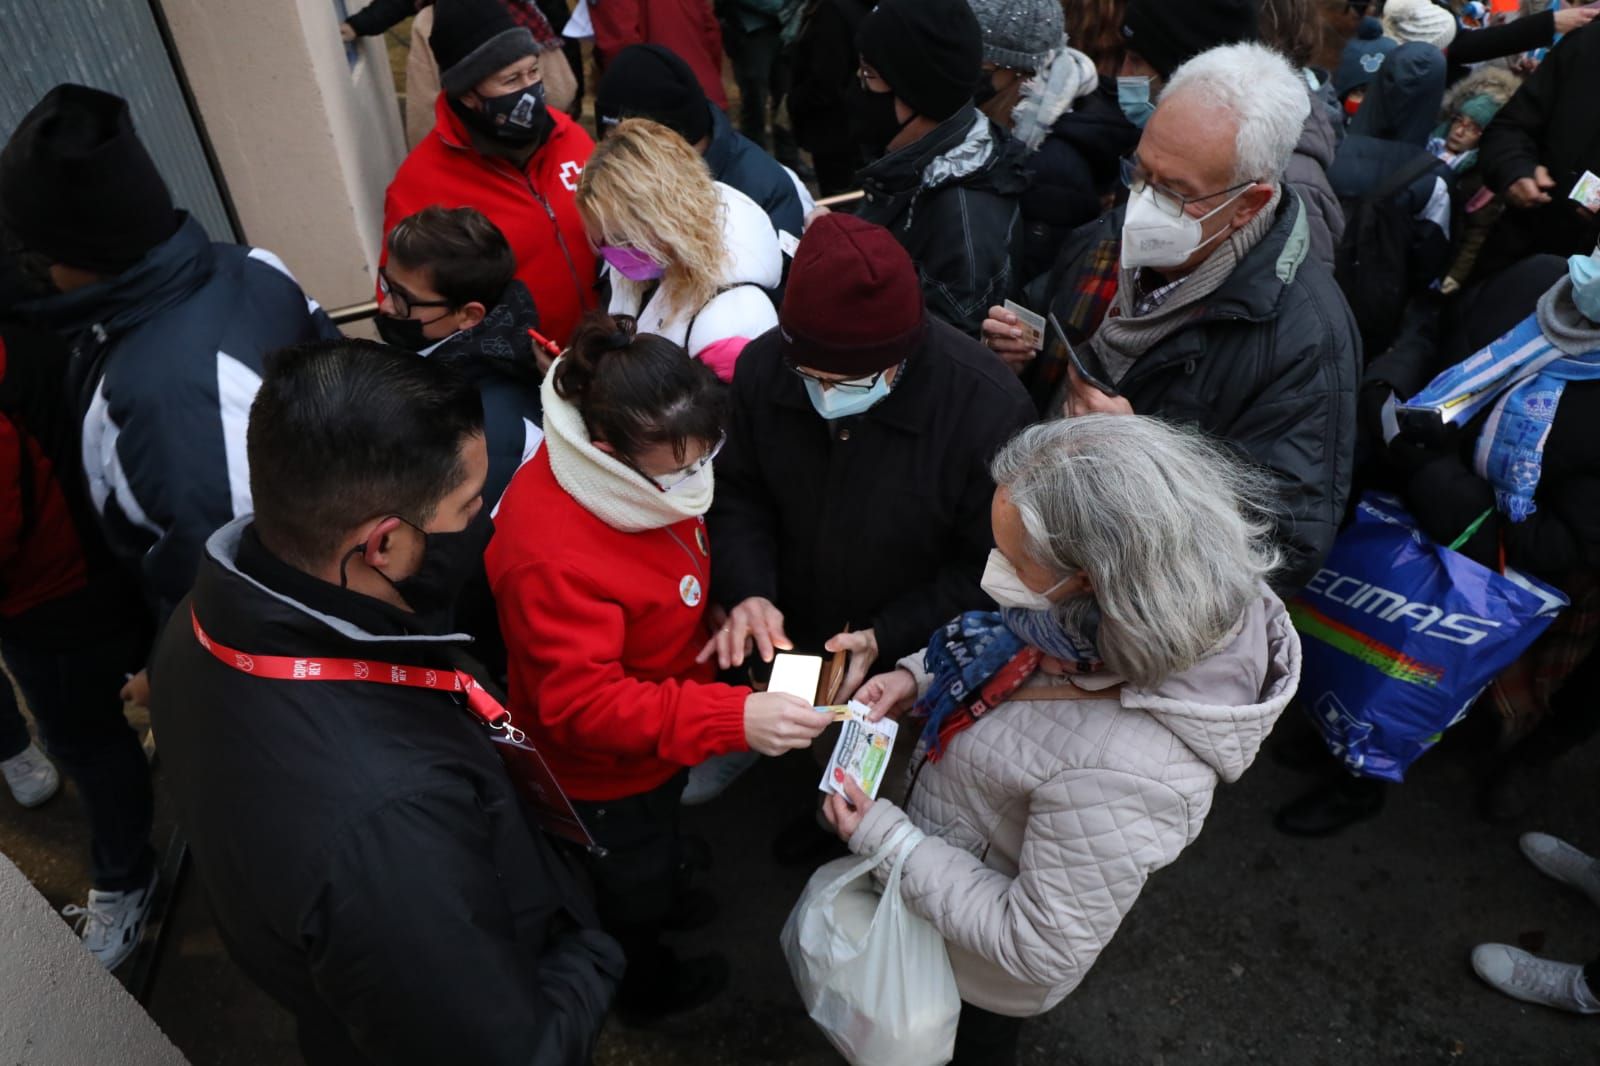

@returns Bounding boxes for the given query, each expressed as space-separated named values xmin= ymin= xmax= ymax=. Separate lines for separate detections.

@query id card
xmin=1003 ymin=299 xmax=1046 ymax=351
xmin=817 ymin=700 xmax=898 ymax=800
xmin=1570 ymin=170 xmax=1600 ymax=212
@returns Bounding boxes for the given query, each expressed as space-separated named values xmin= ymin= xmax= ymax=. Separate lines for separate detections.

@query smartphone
xmin=768 ymin=653 xmax=823 ymax=704
xmin=1048 ymin=311 xmax=1119 ymax=397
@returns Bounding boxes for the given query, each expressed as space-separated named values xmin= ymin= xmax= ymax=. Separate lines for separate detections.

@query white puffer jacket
xmin=848 ymin=586 xmax=1300 ymax=1017
xmin=605 ymin=181 xmax=781 ymax=381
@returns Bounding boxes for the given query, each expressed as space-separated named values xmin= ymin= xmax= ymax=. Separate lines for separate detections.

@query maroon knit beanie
xmin=777 ymin=214 xmax=927 ymax=377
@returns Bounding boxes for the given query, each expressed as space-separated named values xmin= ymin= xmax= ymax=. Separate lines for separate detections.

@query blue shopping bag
xmin=1289 ymin=494 xmax=1568 ymax=782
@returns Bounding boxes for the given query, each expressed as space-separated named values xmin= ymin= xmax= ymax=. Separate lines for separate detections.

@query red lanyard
xmin=189 ymin=607 xmax=523 ymax=742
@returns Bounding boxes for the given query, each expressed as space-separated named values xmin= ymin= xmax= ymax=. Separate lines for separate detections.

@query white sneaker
xmin=1519 ymin=832 xmax=1600 ymax=909
xmin=1471 ymin=944 xmax=1600 ymax=1015
xmin=681 ymin=750 xmax=761 ymax=806
xmin=62 ymin=867 xmax=158 ymax=971
xmin=2 ymin=742 xmax=60 ymax=808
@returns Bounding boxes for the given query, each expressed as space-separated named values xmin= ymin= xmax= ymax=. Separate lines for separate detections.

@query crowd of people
xmin=1 ymin=0 xmax=1599 ymax=1061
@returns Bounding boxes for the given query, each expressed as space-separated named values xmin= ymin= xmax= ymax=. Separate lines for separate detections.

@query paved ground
xmin=4 ymin=704 xmax=1596 ymax=1066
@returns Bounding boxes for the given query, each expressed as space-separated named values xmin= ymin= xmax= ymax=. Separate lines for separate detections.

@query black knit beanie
xmin=594 ymin=45 xmax=712 ymax=143
xmin=433 ymin=0 xmax=537 ymax=97
xmin=856 ymin=0 xmax=983 ymax=122
xmin=1120 ymin=0 xmax=1260 ymax=78
xmin=0 ymin=84 xmax=180 ymax=274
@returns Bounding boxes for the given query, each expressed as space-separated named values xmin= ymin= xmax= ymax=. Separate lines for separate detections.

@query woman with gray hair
xmin=823 ymin=415 xmax=1301 ymax=1064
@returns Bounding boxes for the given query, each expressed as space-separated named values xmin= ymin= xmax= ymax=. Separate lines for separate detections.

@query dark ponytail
xmin=554 ymin=312 xmax=727 ymax=463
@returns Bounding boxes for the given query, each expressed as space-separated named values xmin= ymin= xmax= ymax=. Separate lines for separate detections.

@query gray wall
xmin=0 ymin=854 xmax=189 ymax=1064
xmin=0 ymin=0 xmax=235 ymax=240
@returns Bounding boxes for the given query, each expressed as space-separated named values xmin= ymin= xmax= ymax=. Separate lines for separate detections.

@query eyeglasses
xmin=785 ymin=361 xmax=894 ymax=394
xmin=378 ymin=267 xmax=453 ymax=319
xmin=1119 ymin=155 xmax=1258 ymax=219
xmin=641 ymin=433 xmax=726 ymax=494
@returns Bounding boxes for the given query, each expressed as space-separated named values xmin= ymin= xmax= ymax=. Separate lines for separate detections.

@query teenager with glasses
xmin=484 ymin=312 xmax=829 ymax=1024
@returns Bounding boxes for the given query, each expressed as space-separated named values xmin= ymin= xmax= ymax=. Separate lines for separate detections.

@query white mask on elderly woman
xmin=980 ymin=549 xmax=1074 ymax=611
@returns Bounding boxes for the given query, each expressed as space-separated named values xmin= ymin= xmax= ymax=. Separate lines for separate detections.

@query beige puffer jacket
xmin=847 ymin=586 xmax=1300 ymax=1017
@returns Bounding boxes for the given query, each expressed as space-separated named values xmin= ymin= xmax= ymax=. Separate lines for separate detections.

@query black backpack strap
xmin=684 ymin=283 xmax=766 ymax=354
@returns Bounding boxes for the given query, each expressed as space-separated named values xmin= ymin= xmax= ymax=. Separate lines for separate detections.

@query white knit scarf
xmin=539 ymin=361 xmax=714 ymax=532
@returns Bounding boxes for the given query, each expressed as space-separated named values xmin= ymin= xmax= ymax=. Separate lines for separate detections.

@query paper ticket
xmin=1570 ymin=170 xmax=1600 ymax=212
xmin=817 ymin=700 xmax=898 ymax=800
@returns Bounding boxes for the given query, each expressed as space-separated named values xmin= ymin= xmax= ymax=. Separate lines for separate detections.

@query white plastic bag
xmin=780 ymin=824 xmax=960 ymax=1066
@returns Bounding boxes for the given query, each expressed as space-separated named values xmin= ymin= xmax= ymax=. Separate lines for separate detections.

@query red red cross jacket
xmin=383 ymin=95 xmax=599 ymax=346
xmin=485 ymin=449 xmax=750 ymax=802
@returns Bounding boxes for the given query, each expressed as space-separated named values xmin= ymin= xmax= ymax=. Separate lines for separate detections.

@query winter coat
xmin=1087 ymin=192 xmax=1358 ymax=594
xmin=604 ymin=182 xmax=782 ymax=381
xmin=384 ymin=96 xmax=598 ymax=347
xmin=1475 ymin=24 xmax=1600 ymax=281
xmin=707 ymin=318 xmax=1036 ymax=667
xmin=1288 ymin=80 xmax=1346 ymax=273
xmin=0 ymin=321 xmax=143 ymax=649
xmin=702 ymin=104 xmax=807 ymax=245
xmin=14 ymin=215 xmax=337 ymax=625
xmin=855 ymin=108 xmax=1031 ymax=338
xmin=1365 ymin=257 xmax=1600 ymax=582
xmin=150 ymin=519 xmax=623 ymax=1066
xmin=589 ymin=0 xmax=729 ymax=109
xmin=428 ymin=280 xmax=545 ymax=511
xmin=1020 ymin=78 xmax=1140 ymax=281
xmin=848 ymin=586 xmax=1299 ymax=1016
xmin=1445 ymin=10 xmax=1556 ymax=83
xmin=486 ymin=449 xmax=750 ymax=803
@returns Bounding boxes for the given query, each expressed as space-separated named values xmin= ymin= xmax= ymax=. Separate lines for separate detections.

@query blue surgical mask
xmin=802 ymin=372 xmax=893 ymax=419
xmin=1117 ymin=76 xmax=1156 ymax=129
xmin=1570 ymin=250 xmax=1600 ymax=323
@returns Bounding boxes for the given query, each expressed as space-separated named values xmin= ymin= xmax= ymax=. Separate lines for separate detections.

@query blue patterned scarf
xmin=1399 ymin=313 xmax=1600 ymax=521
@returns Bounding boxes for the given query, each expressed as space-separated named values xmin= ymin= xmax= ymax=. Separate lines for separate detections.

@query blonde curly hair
xmin=577 ymin=118 xmax=728 ymax=319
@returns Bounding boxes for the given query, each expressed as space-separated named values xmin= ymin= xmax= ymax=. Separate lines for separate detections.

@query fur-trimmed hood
xmin=1439 ymin=65 xmax=1521 ymax=122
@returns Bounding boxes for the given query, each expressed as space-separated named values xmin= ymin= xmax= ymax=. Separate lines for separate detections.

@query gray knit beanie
xmin=966 ymin=0 xmax=1066 ymax=71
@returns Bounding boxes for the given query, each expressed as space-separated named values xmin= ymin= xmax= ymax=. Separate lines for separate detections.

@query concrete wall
xmin=0 ymin=854 xmax=188 ymax=1064
xmin=159 ymin=0 xmax=407 ymax=312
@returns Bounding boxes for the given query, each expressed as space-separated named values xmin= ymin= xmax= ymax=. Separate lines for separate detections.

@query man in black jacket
xmin=149 ymin=340 xmax=621 ymax=1066
xmin=1473 ymin=23 xmax=1600 ymax=282
xmin=704 ymin=213 xmax=1035 ymax=702
xmin=985 ymin=44 xmax=1358 ymax=594
xmin=0 ymin=85 xmax=337 ymax=640
xmin=847 ymin=0 xmax=1028 ymax=338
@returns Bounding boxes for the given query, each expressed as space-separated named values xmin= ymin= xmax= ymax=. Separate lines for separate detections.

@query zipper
xmin=664 ymin=524 xmax=705 ymax=583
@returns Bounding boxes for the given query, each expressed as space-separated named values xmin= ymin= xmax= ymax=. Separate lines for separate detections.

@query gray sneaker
xmin=1 ymin=742 xmax=60 ymax=808
xmin=1520 ymin=832 xmax=1600 ymax=909
xmin=1471 ymin=944 xmax=1600 ymax=1015
xmin=61 ymin=867 xmax=158 ymax=971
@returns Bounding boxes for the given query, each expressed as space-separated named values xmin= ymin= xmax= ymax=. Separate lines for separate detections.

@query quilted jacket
xmin=848 ymin=586 xmax=1300 ymax=1016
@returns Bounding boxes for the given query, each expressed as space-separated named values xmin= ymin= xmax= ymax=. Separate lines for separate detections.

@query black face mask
xmin=851 ymin=83 xmax=914 ymax=159
xmin=341 ymin=508 xmax=494 ymax=621
xmin=452 ymin=81 xmax=554 ymax=148
xmin=375 ymin=312 xmax=451 ymax=353
xmin=973 ymin=71 xmax=1000 ymax=108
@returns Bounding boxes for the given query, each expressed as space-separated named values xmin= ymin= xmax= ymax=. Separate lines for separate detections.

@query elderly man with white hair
xmin=986 ymin=42 xmax=1358 ymax=593
xmin=826 ymin=415 xmax=1301 ymax=1065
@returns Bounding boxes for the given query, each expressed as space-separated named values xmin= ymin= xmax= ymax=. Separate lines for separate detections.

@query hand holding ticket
xmin=817 ymin=700 xmax=898 ymax=800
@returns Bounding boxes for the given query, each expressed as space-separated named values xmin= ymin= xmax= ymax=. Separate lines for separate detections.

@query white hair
xmin=991 ymin=416 xmax=1282 ymax=688
xmin=1160 ymin=42 xmax=1310 ymax=186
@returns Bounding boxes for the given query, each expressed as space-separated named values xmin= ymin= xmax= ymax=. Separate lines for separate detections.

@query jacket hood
xmin=1438 ymin=65 xmax=1520 ymax=123
xmin=1349 ymin=41 xmax=1445 ymax=147
xmin=199 ymin=517 xmax=474 ymax=646
xmin=860 ymin=106 xmax=1031 ymax=199
xmin=714 ymin=182 xmax=785 ymax=290
xmin=1296 ymin=83 xmax=1341 ymax=170
xmin=433 ymin=279 xmax=543 ymax=388
xmin=18 ymin=214 xmax=214 ymax=335
xmin=1123 ymin=587 xmax=1301 ymax=782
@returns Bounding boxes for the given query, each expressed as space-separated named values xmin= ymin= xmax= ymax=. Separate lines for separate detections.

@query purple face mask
xmin=599 ymin=245 xmax=666 ymax=282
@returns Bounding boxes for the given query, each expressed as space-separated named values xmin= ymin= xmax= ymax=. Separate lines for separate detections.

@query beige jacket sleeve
xmin=851 ymin=765 xmax=1191 ymax=994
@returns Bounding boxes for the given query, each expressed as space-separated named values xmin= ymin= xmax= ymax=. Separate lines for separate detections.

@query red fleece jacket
xmin=383 ymin=96 xmax=598 ymax=346
xmin=485 ymin=450 xmax=750 ymax=802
